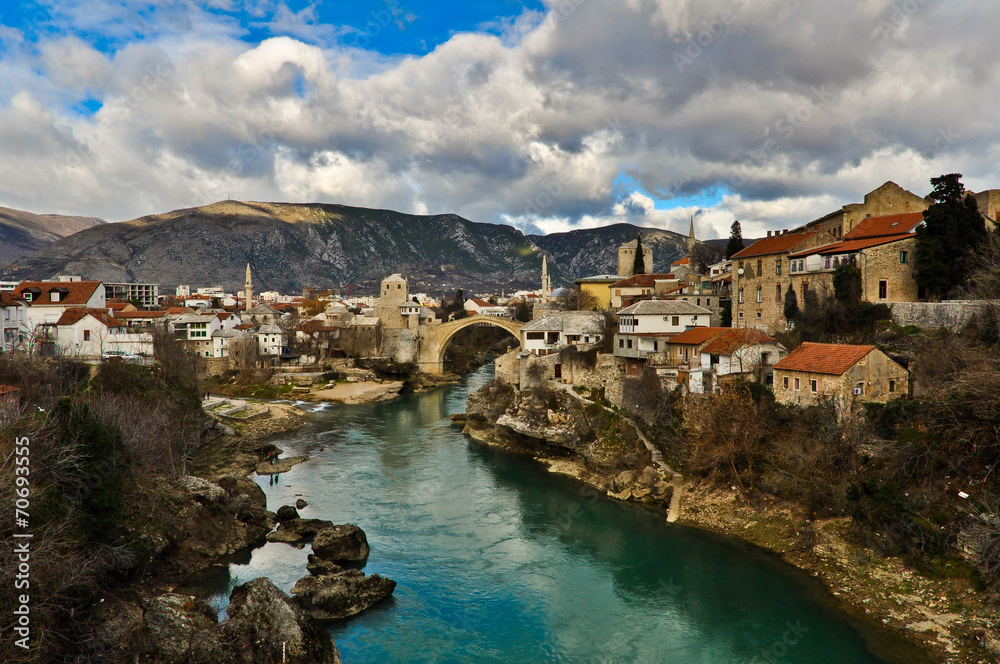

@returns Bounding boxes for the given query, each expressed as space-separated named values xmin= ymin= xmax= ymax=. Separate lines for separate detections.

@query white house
xmin=255 ymin=324 xmax=288 ymax=356
xmin=14 ymin=281 xmax=106 ymax=331
xmin=52 ymin=309 xmax=153 ymax=358
xmin=616 ymin=299 xmax=712 ymax=335
xmin=697 ymin=329 xmax=787 ymax=394
xmin=0 ymin=293 xmax=28 ymax=353
xmin=520 ymin=311 xmax=604 ymax=356
xmin=464 ymin=298 xmax=511 ymax=317
xmin=211 ymin=328 xmax=253 ymax=358
xmin=169 ymin=313 xmax=223 ymax=357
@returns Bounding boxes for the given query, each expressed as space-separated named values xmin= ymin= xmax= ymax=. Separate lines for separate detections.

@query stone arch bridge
xmin=417 ymin=315 xmax=523 ymax=374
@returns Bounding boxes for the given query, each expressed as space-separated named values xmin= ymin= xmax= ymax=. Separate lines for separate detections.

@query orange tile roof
xmin=701 ymin=329 xmax=776 ymax=355
xmin=667 ymin=326 xmax=729 ymax=345
xmin=789 ymin=233 xmax=914 ymax=258
xmin=773 ymin=342 xmax=875 ymax=376
xmin=13 ymin=281 xmax=102 ymax=306
xmin=610 ymin=273 xmax=675 ymax=288
xmin=115 ymin=310 xmax=166 ymax=319
xmin=843 ymin=212 xmax=923 ymax=240
xmin=672 ymin=257 xmax=690 ymax=265
xmin=0 ymin=293 xmax=26 ymax=307
xmin=106 ymin=302 xmax=127 ymax=311
xmin=55 ymin=308 xmax=125 ymax=328
xmin=731 ymin=230 xmax=817 ymax=259
xmin=167 ymin=307 xmax=191 ymax=314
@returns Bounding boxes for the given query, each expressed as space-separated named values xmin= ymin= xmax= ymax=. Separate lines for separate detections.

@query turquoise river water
xmin=195 ymin=365 xmax=918 ymax=663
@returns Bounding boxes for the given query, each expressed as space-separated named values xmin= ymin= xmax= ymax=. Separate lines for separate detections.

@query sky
xmin=0 ymin=0 xmax=996 ymax=240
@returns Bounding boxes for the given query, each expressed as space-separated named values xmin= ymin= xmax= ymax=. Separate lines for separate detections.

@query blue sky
xmin=0 ymin=1 xmax=994 ymax=238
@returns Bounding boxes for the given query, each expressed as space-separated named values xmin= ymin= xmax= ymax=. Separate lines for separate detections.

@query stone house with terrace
xmin=787 ymin=211 xmax=926 ymax=305
xmin=614 ymin=300 xmax=711 ymax=375
xmin=520 ymin=311 xmax=604 ymax=357
xmin=772 ymin=342 xmax=908 ymax=414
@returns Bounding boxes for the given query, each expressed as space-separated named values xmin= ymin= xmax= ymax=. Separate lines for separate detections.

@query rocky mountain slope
xmin=10 ymin=201 xmax=694 ymax=293
xmin=0 ymin=206 xmax=105 ymax=266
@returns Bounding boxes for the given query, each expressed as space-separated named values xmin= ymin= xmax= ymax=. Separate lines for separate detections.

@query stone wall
xmin=889 ymin=301 xmax=988 ymax=330
xmin=494 ymin=349 xmax=521 ymax=384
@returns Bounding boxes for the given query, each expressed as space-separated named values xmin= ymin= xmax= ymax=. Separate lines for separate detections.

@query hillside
xmin=10 ymin=201 xmax=695 ymax=294
xmin=0 ymin=206 xmax=105 ymax=266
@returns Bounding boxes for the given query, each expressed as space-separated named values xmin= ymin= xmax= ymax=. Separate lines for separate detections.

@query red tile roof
xmin=167 ymin=307 xmax=191 ymax=314
xmin=0 ymin=293 xmax=26 ymax=307
xmin=672 ymin=257 xmax=690 ymax=265
xmin=701 ymin=329 xmax=776 ymax=355
xmin=731 ymin=231 xmax=817 ymax=259
xmin=843 ymin=212 xmax=924 ymax=240
xmin=610 ymin=273 xmax=675 ymax=288
xmin=773 ymin=342 xmax=875 ymax=376
xmin=13 ymin=281 xmax=102 ymax=306
xmin=789 ymin=234 xmax=914 ymax=258
xmin=667 ymin=326 xmax=729 ymax=345
xmin=55 ymin=308 xmax=125 ymax=328
xmin=115 ymin=310 xmax=166 ymax=319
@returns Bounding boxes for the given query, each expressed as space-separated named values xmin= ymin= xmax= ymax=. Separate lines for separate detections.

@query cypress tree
xmin=632 ymin=236 xmax=645 ymax=275
xmin=726 ymin=220 xmax=745 ymax=259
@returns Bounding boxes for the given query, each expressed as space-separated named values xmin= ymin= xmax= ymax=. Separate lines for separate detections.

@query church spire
xmin=687 ymin=215 xmax=697 ymax=265
xmin=245 ymin=263 xmax=253 ymax=311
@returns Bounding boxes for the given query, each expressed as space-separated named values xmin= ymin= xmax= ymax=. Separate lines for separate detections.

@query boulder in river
xmin=266 ymin=517 xmax=335 ymax=545
xmin=224 ymin=577 xmax=341 ymax=664
xmin=311 ymin=523 xmax=370 ymax=563
xmin=276 ymin=504 xmax=301 ymax=522
xmin=291 ymin=569 xmax=396 ymax=620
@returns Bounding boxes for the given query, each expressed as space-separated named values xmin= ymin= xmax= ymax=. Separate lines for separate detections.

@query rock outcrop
xmin=169 ymin=473 xmax=275 ymax=569
xmin=311 ymin=523 xmax=370 ymax=563
xmin=143 ymin=594 xmax=228 ymax=664
xmin=291 ymin=563 xmax=396 ymax=621
xmin=266 ymin=518 xmax=335 ymax=545
xmin=225 ymin=578 xmax=342 ymax=664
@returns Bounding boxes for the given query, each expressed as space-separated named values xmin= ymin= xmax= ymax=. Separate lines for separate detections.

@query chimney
xmin=783 ymin=229 xmax=788 ymax=235
xmin=767 ymin=230 xmax=772 ymax=238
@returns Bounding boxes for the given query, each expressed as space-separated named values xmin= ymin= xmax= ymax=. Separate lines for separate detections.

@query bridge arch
xmin=423 ymin=315 xmax=523 ymax=373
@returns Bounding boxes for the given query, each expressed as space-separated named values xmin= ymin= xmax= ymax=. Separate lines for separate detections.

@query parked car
xmin=101 ymin=349 xmax=142 ymax=364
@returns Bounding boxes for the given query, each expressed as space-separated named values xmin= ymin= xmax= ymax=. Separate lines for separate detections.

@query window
xmin=783 ymin=376 xmax=789 ymax=389
xmin=627 ymin=339 xmax=633 ymax=349
xmin=671 ymin=316 xmax=679 ymax=326
xmin=756 ymin=311 xmax=762 ymax=318
xmin=775 ymin=258 xmax=782 ymax=276
xmin=756 ymin=258 xmax=762 ymax=276
xmin=618 ymin=338 xmax=624 ymax=348
xmin=889 ymin=379 xmax=896 ymax=392
xmin=756 ymin=286 xmax=762 ymax=303
xmin=738 ymin=288 xmax=744 ymax=304
xmin=794 ymin=377 xmax=800 ymax=390
xmin=696 ymin=298 xmax=700 ymax=306
xmin=761 ymin=352 xmax=771 ymax=365
xmin=899 ymin=250 xmax=908 ymax=264
xmin=790 ymin=262 xmax=796 ymax=273
xmin=776 ymin=284 xmax=782 ymax=303
xmin=653 ymin=341 xmax=658 ymax=351
xmin=810 ymin=379 xmax=817 ymax=393
xmin=23 ymin=292 xmax=32 ymax=302
xmin=50 ymin=292 xmax=60 ymax=302
xmin=84 ymin=330 xmax=91 ymax=341
xmin=824 ymin=256 xmax=830 ymax=269
xmin=879 ymin=280 xmax=887 ymax=299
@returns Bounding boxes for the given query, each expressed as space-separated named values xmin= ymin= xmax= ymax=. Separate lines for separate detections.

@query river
xmin=197 ymin=365 xmax=903 ymax=663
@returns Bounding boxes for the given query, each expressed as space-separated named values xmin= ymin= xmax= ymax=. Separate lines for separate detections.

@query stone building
xmin=772 ymin=342 xmax=908 ymax=413
xmin=801 ymin=181 xmax=928 ymax=240
xmin=787 ymin=212 xmax=925 ymax=304
xmin=618 ymin=239 xmax=653 ymax=278
xmin=731 ymin=229 xmax=834 ymax=332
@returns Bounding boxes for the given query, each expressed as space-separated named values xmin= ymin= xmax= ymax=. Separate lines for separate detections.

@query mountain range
xmin=4 ymin=201 xmax=701 ymax=294
xmin=0 ymin=206 xmax=105 ymax=266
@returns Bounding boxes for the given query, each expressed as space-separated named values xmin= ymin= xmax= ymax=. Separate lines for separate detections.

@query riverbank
xmin=458 ymin=403 xmax=1000 ymax=664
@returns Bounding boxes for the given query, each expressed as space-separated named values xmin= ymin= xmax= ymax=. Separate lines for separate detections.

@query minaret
xmin=541 ymin=254 xmax=551 ymax=303
xmin=687 ymin=216 xmax=697 ymax=268
xmin=245 ymin=263 xmax=253 ymax=311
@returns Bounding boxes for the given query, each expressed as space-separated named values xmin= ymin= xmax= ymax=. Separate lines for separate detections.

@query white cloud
xmin=0 ymin=0 xmax=998 ymax=234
